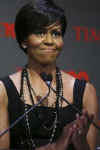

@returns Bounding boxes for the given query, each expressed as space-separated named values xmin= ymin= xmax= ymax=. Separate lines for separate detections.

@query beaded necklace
xmin=20 ymin=66 xmax=63 ymax=149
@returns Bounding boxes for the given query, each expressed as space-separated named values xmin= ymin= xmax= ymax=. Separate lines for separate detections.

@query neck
xmin=27 ymin=60 xmax=57 ymax=81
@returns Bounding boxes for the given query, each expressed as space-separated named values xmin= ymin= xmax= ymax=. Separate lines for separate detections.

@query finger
xmin=75 ymin=115 xmax=85 ymax=129
xmin=57 ymin=127 xmax=74 ymax=149
xmin=63 ymin=128 xmax=74 ymax=148
xmin=81 ymin=109 xmax=90 ymax=125
xmin=68 ymin=127 xmax=74 ymax=137
xmin=72 ymin=126 xmax=85 ymax=138
xmin=76 ymin=113 xmax=80 ymax=120
xmin=80 ymin=115 xmax=87 ymax=127
xmin=78 ymin=129 xmax=82 ymax=135
xmin=82 ymin=109 xmax=95 ymax=125
xmin=72 ymin=123 xmax=85 ymax=137
xmin=62 ymin=124 xmax=74 ymax=139
xmin=82 ymin=109 xmax=93 ymax=121
xmin=89 ymin=113 xmax=95 ymax=122
xmin=72 ymin=128 xmax=80 ymax=140
xmin=72 ymin=123 xmax=78 ymax=132
xmin=82 ymin=109 xmax=88 ymax=115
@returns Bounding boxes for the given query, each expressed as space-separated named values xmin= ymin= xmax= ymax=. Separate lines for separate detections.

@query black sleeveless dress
xmin=1 ymin=77 xmax=86 ymax=150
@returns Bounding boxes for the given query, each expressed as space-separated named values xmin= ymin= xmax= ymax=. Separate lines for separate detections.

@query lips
xmin=38 ymin=48 xmax=56 ymax=54
xmin=43 ymin=49 xmax=56 ymax=52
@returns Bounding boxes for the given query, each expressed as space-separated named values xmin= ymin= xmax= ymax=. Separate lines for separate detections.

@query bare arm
xmin=83 ymin=82 xmax=99 ymax=150
xmin=36 ymin=82 xmax=99 ymax=150
xmin=0 ymin=81 xmax=10 ymax=149
xmin=69 ymin=81 xmax=99 ymax=150
xmin=36 ymin=81 xmax=99 ymax=150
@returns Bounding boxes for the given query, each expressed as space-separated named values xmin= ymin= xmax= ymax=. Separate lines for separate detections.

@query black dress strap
xmin=0 ymin=76 xmax=20 ymax=100
xmin=73 ymin=78 xmax=87 ymax=110
xmin=0 ymin=76 xmax=25 ymax=127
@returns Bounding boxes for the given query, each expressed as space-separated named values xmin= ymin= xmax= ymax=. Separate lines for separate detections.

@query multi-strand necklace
xmin=20 ymin=66 xmax=63 ymax=149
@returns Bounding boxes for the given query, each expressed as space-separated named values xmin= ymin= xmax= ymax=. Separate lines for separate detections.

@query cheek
xmin=27 ymin=39 xmax=42 ymax=49
xmin=56 ymin=39 xmax=64 ymax=49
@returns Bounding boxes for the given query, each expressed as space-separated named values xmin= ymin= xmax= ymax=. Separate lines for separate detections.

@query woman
xmin=0 ymin=0 xmax=98 ymax=149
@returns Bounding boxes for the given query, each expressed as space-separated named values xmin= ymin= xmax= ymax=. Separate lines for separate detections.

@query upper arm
xmin=0 ymin=81 xmax=10 ymax=149
xmin=83 ymin=82 xmax=99 ymax=150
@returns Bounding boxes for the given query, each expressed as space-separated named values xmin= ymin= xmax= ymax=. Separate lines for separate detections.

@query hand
xmin=55 ymin=121 xmax=75 ymax=150
xmin=54 ymin=109 xmax=93 ymax=150
xmin=71 ymin=109 xmax=94 ymax=150
xmin=36 ymin=110 xmax=94 ymax=150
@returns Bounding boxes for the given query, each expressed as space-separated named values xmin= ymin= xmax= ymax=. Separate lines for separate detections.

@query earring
xmin=22 ymin=44 xmax=27 ymax=49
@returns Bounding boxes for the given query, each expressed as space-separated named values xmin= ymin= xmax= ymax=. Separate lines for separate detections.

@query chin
xmin=34 ymin=55 xmax=57 ymax=64
xmin=39 ymin=60 xmax=56 ymax=66
xmin=31 ymin=53 xmax=60 ymax=66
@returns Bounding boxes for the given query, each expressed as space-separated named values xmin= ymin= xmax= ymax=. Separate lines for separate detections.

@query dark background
xmin=0 ymin=0 xmax=100 ymax=148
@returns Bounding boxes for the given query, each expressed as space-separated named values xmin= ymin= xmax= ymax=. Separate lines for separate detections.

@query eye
xmin=52 ymin=31 xmax=62 ymax=37
xmin=34 ymin=31 xmax=46 ymax=37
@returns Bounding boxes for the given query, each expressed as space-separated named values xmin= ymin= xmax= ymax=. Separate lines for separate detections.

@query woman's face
xmin=24 ymin=22 xmax=64 ymax=65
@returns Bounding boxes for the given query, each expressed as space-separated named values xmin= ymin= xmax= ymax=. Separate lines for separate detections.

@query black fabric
xmin=1 ymin=76 xmax=86 ymax=150
xmin=73 ymin=78 xmax=87 ymax=110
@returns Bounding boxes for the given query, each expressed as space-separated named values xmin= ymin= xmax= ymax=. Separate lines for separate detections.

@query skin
xmin=0 ymin=22 xmax=99 ymax=150
xmin=23 ymin=22 xmax=64 ymax=66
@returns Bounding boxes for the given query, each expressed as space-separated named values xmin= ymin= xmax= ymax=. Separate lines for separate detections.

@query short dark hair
xmin=15 ymin=0 xmax=67 ymax=53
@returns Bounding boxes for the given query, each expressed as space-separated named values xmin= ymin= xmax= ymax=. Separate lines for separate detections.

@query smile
xmin=40 ymin=48 xmax=57 ymax=52
xmin=40 ymin=50 xmax=57 ymax=54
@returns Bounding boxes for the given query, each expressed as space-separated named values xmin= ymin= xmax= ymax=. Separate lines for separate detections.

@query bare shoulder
xmin=0 ymin=80 xmax=10 ymax=148
xmin=60 ymin=70 xmax=76 ymax=104
xmin=0 ymin=71 xmax=22 ymax=106
xmin=84 ymin=81 xmax=96 ymax=95
xmin=9 ymin=70 xmax=22 ymax=80
xmin=83 ymin=82 xmax=97 ymax=105
xmin=61 ymin=70 xmax=76 ymax=88
xmin=0 ymin=81 xmax=8 ymax=106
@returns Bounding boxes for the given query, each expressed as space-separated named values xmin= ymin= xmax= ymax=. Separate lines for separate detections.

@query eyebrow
xmin=46 ymin=27 xmax=62 ymax=32
xmin=35 ymin=27 xmax=61 ymax=32
xmin=45 ymin=23 xmax=62 ymax=29
xmin=51 ymin=29 xmax=62 ymax=33
xmin=33 ymin=26 xmax=62 ymax=34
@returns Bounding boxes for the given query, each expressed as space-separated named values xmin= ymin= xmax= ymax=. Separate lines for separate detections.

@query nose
xmin=43 ymin=33 xmax=53 ymax=45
